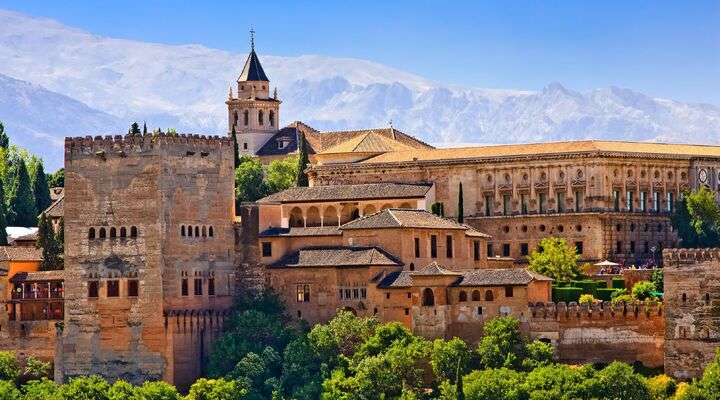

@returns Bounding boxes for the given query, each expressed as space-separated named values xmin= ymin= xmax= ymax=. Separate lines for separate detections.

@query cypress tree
xmin=8 ymin=159 xmax=37 ymax=227
xmin=0 ymin=179 xmax=8 ymax=245
xmin=32 ymin=162 xmax=52 ymax=214
xmin=231 ymin=126 xmax=240 ymax=169
xmin=0 ymin=121 xmax=9 ymax=149
xmin=128 ymin=122 xmax=141 ymax=136
xmin=37 ymin=213 xmax=61 ymax=270
xmin=456 ymin=356 xmax=465 ymax=400
xmin=295 ymin=132 xmax=309 ymax=187
xmin=457 ymin=182 xmax=464 ymax=223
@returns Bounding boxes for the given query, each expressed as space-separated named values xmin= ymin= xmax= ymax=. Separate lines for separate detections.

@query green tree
xmin=47 ymin=168 xmax=64 ymax=188
xmin=7 ymin=159 xmax=38 ymax=227
xmin=462 ymin=368 xmax=528 ymax=400
xmin=228 ymin=347 xmax=282 ymax=400
xmin=143 ymin=122 xmax=148 ymax=135
xmin=107 ymin=380 xmax=136 ymax=400
xmin=56 ymin=376 xmax=110 ymax=400
xmin=0 ymin=121 xmax=9 ymax=149
xmin=586 ymin=362 xmax=650 ymax=400
xmin=37 ymin=213 xmax=62 ymax=270
xmin=672 ymin=187 xmax=720 ymax=248
xmin=651 ymin=269 xmax=664 ymax=294
xmin=295 ymin=132 xmax=309 ymax=187
xmin=631 ymin=281 xmax=657 ymax=301
xmin=0 ymin=179 xmax=8 ymax=245
xmin=476 ymin=317 xmax=524 ymax=369
xmin=308 ymin=311 xmax=378 ymax=367
xmin=280 ymin=336 xmax=323 ymax=400
xmin=186 ymin=378 xmax=247 ymax=400
xmin=522 ymin=364 xmax=591 ymax=400
xmin=0 ymin=352 xmax=19 ymax=381
xmin=231 ymin=126 xmax=240 ymax=169
xmin=128 ymin=122 xmax=141 ymax=136
xmin=235 ymin=156 xmax=267 ymax=204
xmin=521 ymin=340 xmax=554 ymax=371
xmin=431 ymin=337 xmax=472 ymax=382
xmin=645 ymin=374 xmax=677 ymax=400
xmin=353 ymin=322 xmax=416 ymax=360
xmin=31 ymin=162 xmax=52 ymax=215
xmin=265 ymin=156 xmax=298 ymax=194
xmin=682 ymin=348 xmax=720 ymax=400
xmin=527 ymin=237 xmax=580 ymax=281
xmin=22 ymin=378 xmax=59 ymax=400
xmin=457 ymin=182 xmax=464 ymax=223
xmin=0 ymin=380 xmax=21 ymax=400
xmin=21 ymin=356 xmax=50 ymax=382
xmin=133 ymin=381 xmax=181 ymax=400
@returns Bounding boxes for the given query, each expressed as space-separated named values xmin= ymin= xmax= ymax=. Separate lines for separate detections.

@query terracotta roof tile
xmin=320 ymin=132 xmax=414 ymax=154
xmin=377 ymin=271 xmax=413 ymax=288
xmin=258 ymin=183 xmax=432 ymax=203
xmin=259 ymin=226 xmax=342 ymax=237
xmin=341 ymin=209 xmax=490 ymax=237
xmin=457 ymin=268 xmax=552 ymax=286
xmin=269 ymin=246 xmax=403 ymax=268
xmin=10 ymin=270 xmax=65 ymax=282
xmin=411 ymin=261 xmax=462 ymax=276
xmin=0 ymin=246 xmax=42 ymax=262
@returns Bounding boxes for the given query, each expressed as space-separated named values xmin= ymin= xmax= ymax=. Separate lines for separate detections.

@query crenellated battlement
xmin=663 ymin=248 xmax=720 ymax=267
xmin=65 ymin=133 xmax=232 ymax=159
xmin=529 ymin=301 xmax=663 ymax=321
xmin=163 ymin=309 xmax=230 ymax=334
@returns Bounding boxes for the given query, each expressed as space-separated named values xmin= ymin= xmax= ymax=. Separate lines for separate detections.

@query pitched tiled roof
xmin=377 ymin=271 xmax=413 ymax=288
xmin=341 ymin=209 xmax=490 ymax=238
xmin=238 ymin=49 xmax=269 ymax=82
xmin=0 ymin=246 xmax=42 ymax=262
xmin=11 ymin=270 xmax=65 ymax=282
xmin=319 ymin=132 xmax=414 ymax=154
xmin=259 ymin=226 xmax=342 ymax=237
xmin=44 ymin=196 xmax=64 ymax=218
xmin=258 ymin=183 xmax=432 ymax=203
xmin=50 ymin=187 xmax=64 ymax=201
xmin=412 ymin=261 xmax=462 ymax=276
xmin=456 ymin=268 xmax=552 ymax=287
xmin=269 ymin=246 xmax=402 ymax=268
xmin=360 ymin=140 xmax=720 ymax=165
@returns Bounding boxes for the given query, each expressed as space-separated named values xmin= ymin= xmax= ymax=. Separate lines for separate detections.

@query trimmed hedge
xmin=552 ymin=287 xmax=583 ymax=303
xmin=570 ymin=280 xmax=603 ymax=296
xmin=612 ymin=278 xmax=626 ymax=289
xmin=596 ymin=281 xmax=608 ymax=289
xmin=596 ymin=288 xmax=617 ymax=301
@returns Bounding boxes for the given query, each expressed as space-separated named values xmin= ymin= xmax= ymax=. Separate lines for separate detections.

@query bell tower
xmin=226 ymin=29 xmax=281 ymax=156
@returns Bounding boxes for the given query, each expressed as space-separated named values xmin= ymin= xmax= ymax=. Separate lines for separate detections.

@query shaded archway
xmin=472 ymin=290 xmax=481 ymax=301
xmin=323 ymin=206 xmax=339 ymax=226
xmin=422 ymin=288 xmax=435 ymax=306
xmin=399 ymin=202 xmax=413 ymax=209
xmin=485 ymin=290 xmax=494 ymax=301
xmin=363 ymin=204 xmax=377 ymax=215
xmin=306 ymin=206 xmax=321 ymax=227
xmin=340 ymin=205 xmax=359 ymax=224
xmin=380 ymin=203 xmax=393 ymax=210
xmin=289 ymin=207 xmax=304 ymax=228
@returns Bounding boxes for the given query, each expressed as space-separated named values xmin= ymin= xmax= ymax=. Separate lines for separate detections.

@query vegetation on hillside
xmin=235 ymin=155 xmax=298 ymax=206
xmin=672 ymin=187 xmax=720 ymax=248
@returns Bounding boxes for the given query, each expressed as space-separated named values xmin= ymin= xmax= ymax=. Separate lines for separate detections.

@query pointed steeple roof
xmin=238 ymin=29 xmax=269 ymax=82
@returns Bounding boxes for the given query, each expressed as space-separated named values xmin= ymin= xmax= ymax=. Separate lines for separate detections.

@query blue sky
xmin=2 ymin=0 xmax=719 ymax=104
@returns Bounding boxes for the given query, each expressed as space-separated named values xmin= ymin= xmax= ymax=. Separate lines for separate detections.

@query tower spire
xmin=250 ymin=27 xmax=255 ymax=51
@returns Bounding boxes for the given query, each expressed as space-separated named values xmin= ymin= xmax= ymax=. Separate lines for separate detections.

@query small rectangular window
xmin=262 ymin=242 xmax=272 ymax=257
xmin=630 ymin=241 xmax=636 ymax=254
xmin=616 ymin=241 xmax=623 ymax=254
xmin=353 ymin=288 xmax=359 ymax=299
xmin=430 ymin=235 xmax=438 ymax=258
xmin=360 ymin=288 xmax=366 ymax=299
xmin=487 ymin=243 xmax=494 ymax=257
xmin=181 ymin=278 xmax=188 ymax=296
xmin=107 ymin=280 xmax=120 ymax=297
xmin=520 ymin=243 xmax=529 ymax=256
xmin=639 ymin=191 xmax=647 ymax=212
xmin=503 ymin=194 xmax=511 ymax=215
xmin=502 ymin=243 xmax=511 ymax=257
xmin=345 ymin=288 xmax=351 ymax=299
xmin=505 ymin=286 xmax=514 ymax=297
xmin=194 ymin=278 xmax=203 ymax=296
xmin=485 ymin=195 xmax=493 ymax=216
xmin=473 ymin=241 xmax=480 ymax=261
xmin=539 ymin=193 xmax=547 ymax=213
xmin=127 ymin=280 xmax=139 ymax=297
xmin=477 ymin=306 xmax=483 ymax=315
xmin=613 ymin=190 xmax=620 ymax=211
xmin=208 ymin=278 xmax=215 ymax=296
xmin=407 ymin=292 xmax=411 ymax=299
xmin=626 ymin=191 xmax=634 ymax=211
xmin=386 ymin=292 xmax=390 ymax=299
xmin=575 ymin=241 xmax=583 ymax=255
xmin=446 ymin=235 xmax=453 ymax=258
xmin=556 ymin=192 xmax=565 ymax=213
xmin=297 ymin=284 xmax=310 ymax=302
xmin=88 ymin=281 xmax=99 ymax=298
xmin=521 ymin=194 xmax=528 ymax=214
xmin=404 ymin=308 xmax=409 ymax=316
xmin=414 ymin=237 xmax=421 ymax=258
xmin=575 ymin=190 xmax=582 ymax=212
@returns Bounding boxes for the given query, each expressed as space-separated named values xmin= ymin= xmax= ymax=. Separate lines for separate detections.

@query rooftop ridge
xmin=663 ymin=248 xmax=720 ymax=266
xmin=529 ymin=300 xmax=663 ymax=321
xmin=65 ymin=133 xmax=232 ymax=155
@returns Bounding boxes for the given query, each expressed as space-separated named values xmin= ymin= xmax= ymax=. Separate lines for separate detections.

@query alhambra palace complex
xmin=2 ymin=42 xmax=720 ymax=391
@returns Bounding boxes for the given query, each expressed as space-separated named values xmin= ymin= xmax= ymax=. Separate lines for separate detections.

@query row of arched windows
xmin=458 ymin=289 xmax=494 ymax=302
xmin=89 ymin=226 xmax=138 ymax=240
xmin=180 ymin=225 xmax=214 ymax=238
xmin=232 ymin=110 xmax=275 ymax=128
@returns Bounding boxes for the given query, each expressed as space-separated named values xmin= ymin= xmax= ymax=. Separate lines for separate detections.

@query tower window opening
xmin=258 ymin=110 xmax=264 ymax=125
xmin=130 ymin=226 xmax=138 ymax=237
xmin=243 ymin=110 xmax=249 ymax=126
xmin=269 ymin=110 xmax=275 ymax=126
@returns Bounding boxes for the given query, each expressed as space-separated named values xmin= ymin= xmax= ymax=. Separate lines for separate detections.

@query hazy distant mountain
xmin=0 ymin=9 xmax=719 ymax=170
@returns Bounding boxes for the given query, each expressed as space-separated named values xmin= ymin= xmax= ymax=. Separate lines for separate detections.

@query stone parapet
xmin=529 ymin=301 xmax=663 ymax=321
xmin=663 ymin=248 xmax=720 ymax=266
xmin=65 ymin=133 xmax=232 ymax=158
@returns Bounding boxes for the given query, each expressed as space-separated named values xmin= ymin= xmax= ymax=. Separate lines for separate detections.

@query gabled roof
xmin=44 ymin=196 xmax=64 ymax=218
xmin=11 ymin=270 xmax=64 ymax=282
xmin=0 ymin=246 xmax=42 ymax=262
xmin=237 ymin=49 xmax=269 ymax=82
xmin=259 ymin=226 xmax=342 ymax=237
xmin=319 ymin=132 xmax=414 ymax=154
xmin=258 ymin=183 xmax=432 ymax=204
xmin=456 ymin=268 xmax=552 ymax=287
xmin=377 ymin=270 xmax=413 ymax=288
xmin=340 ymin=209 xmax=490 ymax=237
xmin=269 ymin=246 xmax=402 ymax=268
xmin=411 ymin=261 xmax=462 ymax=276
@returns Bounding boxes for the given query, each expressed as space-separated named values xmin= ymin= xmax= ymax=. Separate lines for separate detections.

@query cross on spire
xmin=250 ymin=27 xmax=255 ymax=51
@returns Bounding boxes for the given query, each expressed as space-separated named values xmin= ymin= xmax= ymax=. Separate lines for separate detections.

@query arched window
xmin=130 ymin=226 xmax=138 ymax=237
xmin=120 ymin=227 xmax=127 ymax=238
xmin=258 ymin=110 xmax=264 ymax=125
xmin=208 ymin=226 xmax=214 ymax=237
xmin=89 ymin=228 xmax=96 ymax=239
xmin=110 ymin=227 xmax=116 ymax=238
xmin=269 ymin=110 xmax=275 ymax=126
xmin=305 ymin=207 xmax=321 ymax=227
xmin=202 ymin=226 xmax=207 ymax=237
xmin=682 ymin=293 xmax=687 ymax=303
xmin=422 ymin=288 xmax=435 ymax=307
xmin=409 ymin=263 xmax=415 ymax=271
xmin=472 ymin=290 xmax=480 ymax=301
xmin=323 ymin=206 xmax=338 ymax=226
xmin=194 ymin=226 xmax=199 ymax=237
xmin=459 ymin=291 xmax=467 ymax=302
xmin=233 ymin=111 xmax=239 ymax=127
xmin=351 ymin=208 xmax=360 ymax=220
xmin=706 ymin=293 xmax=711 ymax=305
xmin=289 ymin=207 xmax=304 ymax=228
xmin=485 ymin=290 xmax=494 ymax=301
xmin=243 ymin=110 xmax=249 ymax=126
xmin=187 ymin=226 xmax=193 ymax=237
xmin=99 ymin=228 xmax=106 ymax=239
xmin=180 ymin=226 xmax=185 ymax=237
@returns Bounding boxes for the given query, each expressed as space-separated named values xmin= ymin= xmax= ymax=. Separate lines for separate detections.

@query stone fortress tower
xmin=226 ymin=30 xmax=281 ymax=157
xmin=56 ymin=133 xmax=236 ymax=391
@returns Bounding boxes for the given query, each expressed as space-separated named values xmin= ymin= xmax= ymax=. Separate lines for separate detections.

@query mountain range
xmin=0 ymin=9 xmax=719 ymax=170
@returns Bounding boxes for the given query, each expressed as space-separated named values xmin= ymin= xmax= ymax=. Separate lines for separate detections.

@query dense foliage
xmin=527 ymin=237 xmax=580 ymax=281
xmin=672 ymin=187 xmax=720 ymax=248
xmin=235 ymin=156 xmax=298 ymax=205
